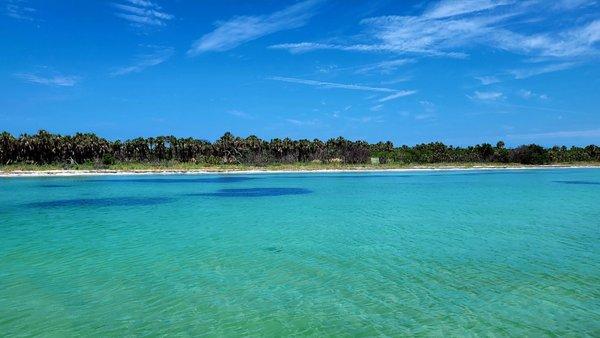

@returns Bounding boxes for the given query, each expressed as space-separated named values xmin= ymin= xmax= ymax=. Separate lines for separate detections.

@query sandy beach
xmin=2 ymin=164 xmax=599 ymax=177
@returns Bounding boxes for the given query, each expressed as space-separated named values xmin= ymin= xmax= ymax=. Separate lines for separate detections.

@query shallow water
xmin=1 ymin=169 xmax=599 ymax=336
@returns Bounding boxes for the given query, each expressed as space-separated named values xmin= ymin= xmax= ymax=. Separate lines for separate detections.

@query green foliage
xmin=510 ymin=144 xmax=550 ymax=165
xmin=0 ymin=131 xmax=598 ymax=166
xmin=102 ymin=153 xmax=116 ymax=165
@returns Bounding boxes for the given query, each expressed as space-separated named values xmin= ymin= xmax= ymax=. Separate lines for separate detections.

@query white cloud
xmin=128 ymin=0 xmax=159 ymax=6
xmin=270 ymin=5 xmax=510 ymax=56
xmin=378 ymin=90 xmax=417 ymax=102
xmin=269 ymin=42 xmax=468 ymax=58
xmin=15 ymin=72 xmax=80 ymax=87
xmin=4 ymin=0 xmax=35 ymax=20
xmin=519 ymin=90 xmax=533 ymax=99
xmin=475 ymin=76 xmax=500 ymax=85
xmin=227 ymin=109 xmax=253 ymax=119
xmin=270 ymin=1 xmax=600 ymax=68
xmin=490 ymin=103 xmax=578 ymax=114
xmin=470 ymin=91 xmax=503 ymax=100
xmin=268 ymin=76 xmax=399 ymax=93
xmin=269 ymin=76 xmax=417 ymax=106
xmin=313 ymin=60 xmax=414 ymax=76
xmin=360 ymin=14 xmax=502 ymax=55
xmin=553 ymin=0 xmax=596 ymax=9
xmin=414 ymin=113 xmax=436 ymax=121
xmin=412 ymin=100 xmax=437 ymax=121
xmin=381 ymin=76 xmax=411 ymax=85
xmin=354 ymin=59 xmax=415 ymax=74
xmin=285 ymin=118 xmax=318 ymax=126
xmin=349 ymin=115 xmax=385 ymax=123
xmin=510 ymin=62 xmax=576 ymax=79
xmin=113 ymin=0 xmax=173 ymax=27
xmin=370 ymin=104 xmax=383 ymax=112
xmin=492 ymin=20 xmax=600 ymax=59
xmin=420 ymin=100 xmax=436 ymax=112
xmin=423 ymin=0 xmax=514 ymax=19
xmin=111 ymin=46 xmax=174 ymax=76
xmin=508 ymin=128 xmax=600 ymax=139
xmin=188 ymin=0 xmax=321 ymax=55
xmin=316 ymin=64 xmax=338 ymax=74
xmin=518 ymin=90 xmax=548 ymax=100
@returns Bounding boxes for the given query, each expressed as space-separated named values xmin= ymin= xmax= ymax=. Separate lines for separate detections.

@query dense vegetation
xmin=1 ymin=130 xmax=599 ymax=167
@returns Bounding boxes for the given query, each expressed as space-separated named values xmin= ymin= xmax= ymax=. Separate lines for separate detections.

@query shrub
xmin=102 ymin=153 xmax=116 ymax=165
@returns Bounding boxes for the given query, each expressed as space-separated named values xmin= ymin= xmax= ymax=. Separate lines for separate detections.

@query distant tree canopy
xmin=0 ymin=130 xmax=598 ymax=166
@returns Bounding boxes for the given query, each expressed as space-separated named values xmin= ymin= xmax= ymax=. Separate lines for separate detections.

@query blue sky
xmin=1 ymin=0 xmax=599 ymax=146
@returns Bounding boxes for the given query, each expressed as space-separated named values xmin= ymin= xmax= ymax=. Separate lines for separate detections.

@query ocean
xmin=1 ymin=169 xmax=599 ymax=335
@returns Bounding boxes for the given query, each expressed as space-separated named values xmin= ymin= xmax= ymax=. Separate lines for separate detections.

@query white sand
xmin=1 ymin=165 xmax=599 ymax=177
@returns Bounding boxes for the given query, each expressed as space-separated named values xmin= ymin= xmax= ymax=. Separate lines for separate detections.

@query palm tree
xmin=0 ymin=132 xmax=16 ymax=164
xmin=1 ymin=130 xmax=598 ymax=166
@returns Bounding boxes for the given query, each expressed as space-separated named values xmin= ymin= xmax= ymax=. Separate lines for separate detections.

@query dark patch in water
xmin=26 ymin=197 xmax=174 ymax=208
xmin=554 ymin=180 xmax=600 ymax=186
xmin=188 ymin=187 xmax=312 ymax=197
xmin=87 ymin=177 xmax=256 ymax=184
xmin=264 ymin=246 xmax=283 ymax=253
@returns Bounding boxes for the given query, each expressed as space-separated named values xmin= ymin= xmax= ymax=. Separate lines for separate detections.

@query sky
xmin=1 ymin=0 xmax=599 ymax=146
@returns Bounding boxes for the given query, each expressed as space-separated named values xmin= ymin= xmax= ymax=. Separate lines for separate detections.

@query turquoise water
xmin=1 ymin=169 xmax=599 ymax=336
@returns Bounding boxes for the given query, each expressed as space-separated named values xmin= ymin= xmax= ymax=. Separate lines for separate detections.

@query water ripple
xmin=554 ymin=180 xmax=600 ymax=185
xmin=2 ymin=169 xmax=599 ymax=336
xmin=38 ymin=184 xmax=73 ymax=188
xmin=187 ymin=188 xmax=312 ymax=197
xmin=25 ymin=197 xmax=175 ymax=208
xmin=88 ymin=177 xmax=256 ymax=184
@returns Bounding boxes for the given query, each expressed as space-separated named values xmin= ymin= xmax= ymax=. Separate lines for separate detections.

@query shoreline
xmin=1 ymin=164 xmax=599 ymax=177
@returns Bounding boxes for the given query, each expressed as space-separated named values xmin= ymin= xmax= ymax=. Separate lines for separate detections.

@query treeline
xmin=1 ymin=130 xmax=599 ymax=166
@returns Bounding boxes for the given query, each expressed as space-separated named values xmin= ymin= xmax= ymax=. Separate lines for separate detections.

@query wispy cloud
xmin=508 ymin=128 xmax=600 ymax=139
xmin=414 ymin=113 xmax=436 ymax=121
xmin=310 ymin=59 xmax=413 ymax=76
xmin=518 ymin=90 xmax=548 ymax=100
xmin=510 ymin=62 xmax=576 ymax=79
xmin=355 ymin=59 xmax=415 ymax=74
xmin=381 ymin=76 xmax=411 ymax=85
xmin=269 ymin=42 xmax=468 ymax=58
xmin=370 ymin=104 xmax=383 ymax=112
xmin=420 ymin=100 xmax=436 ymax=112
xmin=424 ymin=0 xmax=514 ymax=19
xmin=413 ymin=100 xmax=437 ymax=121
xmin=111 ymin=46 xmax=174 ymax=76
xmin=15 ymin=72 xmax=80 ymax=87
xmin=268 ymin=76 xmax=399 ymax=93
xmin=270 ymin=1 xmax=512 ymax=56
xmin=188 ymin=0 xmax=322 ymax=56
xmin=285 ymin=118 xmax=318 ymax=126
xmin=378 ymin=90 xmax=417 ymax=102
xmin=270 ymin=0 xmax=600 ymax=74
xmin=112 ymin=0 xmax=173 ymax=27
xmin=492 ymin=20 xmax=600 ymax=59
xmin=227 ymin=109 xmax=253 ymax=119
xmin=489 ymin=103 xmax=578 ymax=114
xmin=349 ymin=115 xmax=385 ymax=123
xmin=4 ymin=0 xmax=35 ymax=20
xmin=475 ymin=76 xmax=500 ymax=85
xmin=470 ymin=91 xmax=503 ymax=100
xmin=269 ymin=76 xmax=417 ymax=106
xmin=552 ymin=0 xmax=596 ymax=10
